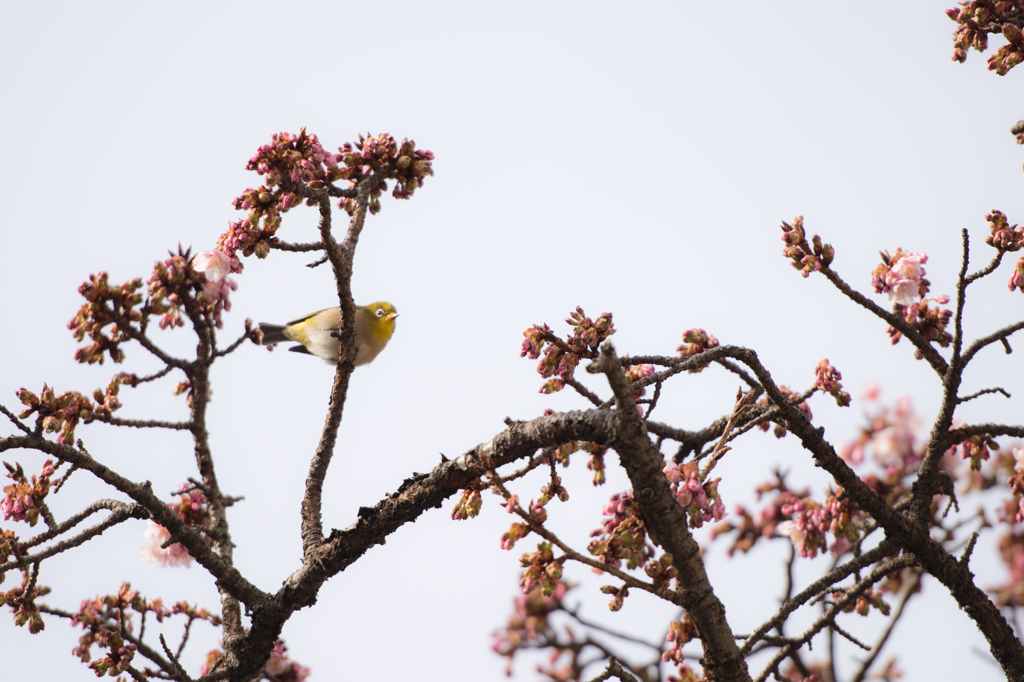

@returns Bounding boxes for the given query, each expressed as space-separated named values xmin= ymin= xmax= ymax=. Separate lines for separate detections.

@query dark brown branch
xmin=850 ymin=570 xmax=923 ymax=682
xmin=958 ymin=387 xmax=1012 ymax=404
xmin=16 ymin=499 xmax=146 ymax=551
xmin=753 ymin=554 xmax=918 ymax=682
xmin=267 ymin=239 xmax=324 ymax=253
xmin=1 ymin=402 xmax=33 ymax=434
xmin=966 ymin=251 xmax=1005 ymax=285
xmin=287 ymin=172 xmax=382 ymax=560
xmin=566 ymin=376 xmax=603 ymax=406
xmin=94 ymin=416 xmax=191 ymax=430
xmin=588 ymin=342 xmax=751 ymax=682
xmin=961 ymin=319 xmax=1024 ymax=367
xmin=0 ymin=435 xmax=270 ymax=609
xmin=586 ymin=657 xmax=640 ymax=682
xmin=818 ymin=267 xmax=949 ymax=375
xmin=741 ymin=539 xmax=898 ymax=655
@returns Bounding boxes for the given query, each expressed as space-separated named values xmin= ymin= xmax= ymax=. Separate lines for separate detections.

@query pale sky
xmin=2 ymin=2 xmax=1022 ymax=680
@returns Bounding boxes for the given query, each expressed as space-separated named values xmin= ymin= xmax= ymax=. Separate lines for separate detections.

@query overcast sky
xmin=2 ymin=2 xmax=1022 ymax=680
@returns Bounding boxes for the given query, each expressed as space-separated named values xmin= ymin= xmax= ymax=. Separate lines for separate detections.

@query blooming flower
xmin=192 ymin=250 xmax=232 ymax=283
xmin=139 ymin=521 xmax=192 ymax=567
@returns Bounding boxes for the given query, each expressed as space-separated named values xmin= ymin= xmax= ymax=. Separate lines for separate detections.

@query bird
xmin=258 ymin=302 xmax=398 ymax=365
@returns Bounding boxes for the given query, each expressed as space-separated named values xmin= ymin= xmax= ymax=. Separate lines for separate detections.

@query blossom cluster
xmin=491 ymin=581 xmax=570 ymax=675
xmin=676 ymin=328 xmax=719 ymax=372
xmin=219 ymin=130 xmax=435 ymax=265
xmin=263 ymin=640 xmax=312 ymax=682
xmin=756 ymin=385 xmax=812 ymax=439
xmin=1005 ymin=447 xmax=1024 ymax=523
xmin=139 ymin=484 xmax=214 ymax=567
xmin=959 ymin=433 xmax=1000 ymax=471
xmin=659 ymin=614 xmax=700 ymax=675
xmin=985 ymin=210 xmax=1024 ymax=252
xmin=587 ymin=491 xmax=652 ymax=571
xmin=520 ymin=307 xmax=615 ymax=393
xmin=16 ymin=373 xmax=135 ymax=445
xmin=871 ymin=248 xmax=952 ymax=353
xmin=777 ymin=490 xmax=856 ymax=559
xmin=663 ymin=461 xmax=726 ymax=529
xmin=1 ymin=460 xmax=55 ymax=526
xmin=67 ymin=272 xmax=144 ymax=364
xmin=710 ymin=476 xmax=802 ymax=556
xmin=1 ymin=569 xmax=51 ymax=634
xmin=870 ymin=249 xmax=930 ymax=306
xmin=68 ymin=245 xmax=241 ymax=368
xmin=814 ymin=359 xmax=851 ymax=407
xmin=450 ymin=488 xmax=482 ymax=521
xmin=946 ymin=3 xmax=1024 ymax=74
xmin=519 ymin=542 xmax=565 ymax=597
xmin=73 ymin=583 xmax=221 ymax=677
xmin=334 ymin=134 xmax=435 ymax=215
xmin=780 ymin=216 xmax=835 ymax=277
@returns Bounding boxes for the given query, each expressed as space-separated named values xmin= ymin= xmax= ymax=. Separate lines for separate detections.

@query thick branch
xmin=588 ymin=342 xmax=751 ymax=682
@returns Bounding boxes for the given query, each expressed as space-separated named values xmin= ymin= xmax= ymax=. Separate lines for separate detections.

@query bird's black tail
xmin=257 ymin=323 xmax=289 ymax=345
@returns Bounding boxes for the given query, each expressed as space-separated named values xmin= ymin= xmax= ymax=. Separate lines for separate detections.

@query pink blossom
xmin=139 ymin=522 xmax=192 ymax=567
xmin=1014 ymin=447 xmax=1024 ymax=475
xmin=888 ymin=279 xmax=919 ymax=306
xmin=192 ymin=250 xmax=231 ymax=283
xmin=861 ymin=383 xmax=880 ymax=401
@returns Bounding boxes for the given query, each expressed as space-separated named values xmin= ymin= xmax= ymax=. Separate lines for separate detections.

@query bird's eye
xmin=376 ymin=308 xmax=385 ymax=318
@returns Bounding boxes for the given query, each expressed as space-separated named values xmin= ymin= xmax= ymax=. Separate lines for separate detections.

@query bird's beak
xmin=388 ymin=313 xmax=399 ymax=320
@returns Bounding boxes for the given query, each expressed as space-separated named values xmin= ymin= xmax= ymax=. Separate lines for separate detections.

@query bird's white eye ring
xmin=376 ymin=308 xmax=385 ymax=318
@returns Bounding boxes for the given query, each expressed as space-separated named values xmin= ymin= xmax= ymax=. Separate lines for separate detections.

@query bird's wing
xmin=285 ymin=307 xmax=339 ymax=328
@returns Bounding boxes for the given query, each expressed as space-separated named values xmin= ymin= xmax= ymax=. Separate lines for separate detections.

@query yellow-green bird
xmin=258 ymin=302 xmax=398 ymax=365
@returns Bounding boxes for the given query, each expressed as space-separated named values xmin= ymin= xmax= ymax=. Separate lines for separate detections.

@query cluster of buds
xmin=1006 ymin=447 xmax=1024 ymax=523
xmin=335 ymin=134 xmax=435 ymax=215
xmin=69 ymin=246 xmax=241 ymax=365
xmin=247 ymin=129 xmax=340 ymax=190
xmin=588 ymin=491 xmax=652 ymax=571
xmin=1009 ymin=257 xmax=1024 ymax=294
xmin=871 ymin=249 xmax=931 ymax=307
xmin=839 ymin=585 xmax=891 ymax=617
xmin=839 ymin=391 xmax=929 ymax=475
xmin=72 ymin=583 xmax=148 ymax=675
xmin=67 ymin=272 xmax=143 ymax=364
xmin=663 ymin=461 xmax=726 ymax=528
xmin=263 ymin=640 xmax=311 ymax=682
xmin=781 ymin=216 xmax=835 ymax=277
xmin=777 ymin=490 xmax=857 ymax=558
xmin=551 ymin=440 xmax=606 ymax=475
xmin=756 ymin=386 xmax=813 ymax=438
xmin=599 ymin=583 xmax=629 ymax=611
xmin=1 ymin=460 xmax=55 ymax=526
xmin=147 ymin=246 xmax=207 ymax=330
xmin=887 ymin=296 xmax=953 ymax=354
xmin=521 ymin=307 xmax=615 ymax=392
xmin=450 ymin=488 xmax=483 ymax=520
xmin=491 ymin=581 xmax=570 ymax=674
xmin=644 ymin=553 xmax=678 ymax=591
xmin=625 ymin=363 xmax=655 ymax=403
xmin=814 ymin=359 xmax=851 ymax=407
xmin=227 ymin=132 xmax=314 ymax=261
xmin=946 ymin=3 xmax=1024 ymax=75
xmin=993 ymin=530 xmax=1024 ymax=608
xmin=519 ymin=542 xmax=564 ymax=597
xmin=0 ymin=529 xmax=15 ymax=583
xmin=676 ymin=328 xmax=719 ymax=372
xmin=958 ymin=433 xmax=1000 ymax=471
xmin=710 ymin=477 xmax=803 ymax=556
xmin=139 ymin=484 xmax=214 ymax=567
xmin=1 ymin=569 xmax=50 ymax=634
xmin=662 ymin=616 xmax=698 ymax=665
xmin=985 ymin=210 xmax=1024 ymax=252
